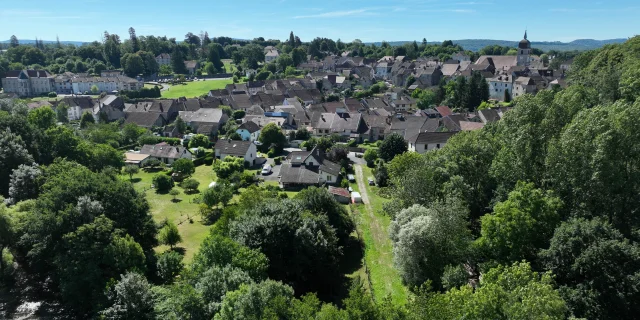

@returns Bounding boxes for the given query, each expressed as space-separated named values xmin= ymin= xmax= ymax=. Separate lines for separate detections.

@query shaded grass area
xmin=128 ymin=165 xmax=216 ymax=263
xmin=354 ymin=165 xmax=408 ymax=305
xmin=222 ymin=59 xmax=236 ymax=73
xmin=161 ymin=79 xmax=233 ymax=99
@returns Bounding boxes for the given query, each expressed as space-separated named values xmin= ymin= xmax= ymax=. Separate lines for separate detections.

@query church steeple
xmin=524 ymin=30 xmax=528 ymax=40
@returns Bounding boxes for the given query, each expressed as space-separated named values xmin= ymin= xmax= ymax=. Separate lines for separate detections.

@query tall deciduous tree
xmin=476 ymin=181 xmax=562 ymax=263
xmin=540 ymin=218 xmax=640 ymax=319
xmin=257 ymin=122 xmax=286 ymax=152
xmin=101 ymin=272 xmax=155 ymax=319
xmin=378 ymin=133 xmax=407 ymax=162
xmin=390 ymin=199 xmax=471 ymax=289
xmin=158 ymin=221 xmax=181 ymax=249
xmin=0 ymin=129 xmax=34 ymax=196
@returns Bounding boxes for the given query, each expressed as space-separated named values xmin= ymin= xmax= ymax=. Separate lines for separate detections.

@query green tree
xmin=101 ymin=272 xmax=155 ymax=320
xmin=476 ymin=181 xmax=562 ymax=263
xmin=0 ymin=129 xmax=34 ymax=196
xmin=202 ymin=181 xmax=234 ymax=207
xmin=191 ymin=233 xmax=268 ymax=280
xmin=171 ymin=46 xmax=187 ymax=74
xmin=180 ymin=178 xmax=200 ymax=193
xmin=389 ymin=198 xmax=471 ymax=289
xmin=230 ymin=199 xmax=342 ymax=297
xmin=189 ymin=134 xmax=209 ymax=148
xmin=156 ymin=251 xmax=183 ymax=284
xmin=159 ymin=221 xmax=182 ymax=249
xmin=207 ymin=43 xmax=224 ymax=71
xmin=172 ymin=158 xmax=195 ymax=176
xmin=409 ymin=262 xmax=566 ymax=319
xmin=56 ymin=102 xmax=69 ymax=123
xmin=122 ymin=123 xmax=146 ymax=144
xmin=546 ymin=100 xmax=640 ymax=232
xmin=80 ymin=111 xmax=95 ymax=128
xmin=27 ymin=107 xmax=56 ymax=130
xmin=124 ymin=165 xmax=139 ymax=181
xmin=295 ymin=187 xmax=355 ymax=245
xmin=378 ymin=133 xmax=407 ymax=162
xmin=215 ymin=280 xmax=295 ymax=320
xmin=169 ymin=188 xmax=180 ymax=201
xmin=212 ymin=157 xmax=244 ymax=180
xmin=7 ymin=163 xmax=41 ymax=204
xmin=56 ymin=216 xmax=146 ymax=315
xmin=152 ymin=174 xmax=173 ymax=193
xmin=90 ymin=84 xmax=99 ymax=94
xmin=375 ymin=160 xmax=389 ymax=187
xmin=540 ymin=218 xmax=640 ymax=319
xmin=363 ymin=148 xmax=378 ymax=167
xmin=257 ymin=122 xmax=286 ymax=152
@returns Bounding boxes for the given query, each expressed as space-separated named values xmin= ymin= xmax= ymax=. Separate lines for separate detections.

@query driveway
xmin=349 ymin=152 xmax=366 ymax=165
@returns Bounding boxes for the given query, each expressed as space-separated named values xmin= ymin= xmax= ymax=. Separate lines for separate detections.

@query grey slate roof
xmin=214 ymin=139 xmax=253 ymax=157
xmin=279 ymin=164 xmax=320 ymax=185
xmin=409 ymin=132 xmax=457 ymax=144
xmin=238 ymin=121 xmax=261 ymax=133
xmin=124 ymin=112 xmax=165 ymax=128
xmin=140 ymin=143 xmax=187 ymax=159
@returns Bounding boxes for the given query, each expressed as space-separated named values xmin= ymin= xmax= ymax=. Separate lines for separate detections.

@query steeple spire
xmin=524 ymin=30 xmax=528 ymax=40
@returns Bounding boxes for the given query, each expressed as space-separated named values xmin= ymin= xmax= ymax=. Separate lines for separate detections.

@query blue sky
xmin=1 ymin=0 xmax=638 ymax=43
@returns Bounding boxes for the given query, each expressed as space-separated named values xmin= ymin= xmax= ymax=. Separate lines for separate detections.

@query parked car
xmin=261 ymin=164 xmax=272 ymax=175
xmin=347 ymin=174 xmax=356 ymax=182
xmin=367 ymin=177 xmax=375 ymax=186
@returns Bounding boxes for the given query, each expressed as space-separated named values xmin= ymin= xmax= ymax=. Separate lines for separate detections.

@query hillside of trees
xmin=1 ymin=36 xmax=640 ymax=319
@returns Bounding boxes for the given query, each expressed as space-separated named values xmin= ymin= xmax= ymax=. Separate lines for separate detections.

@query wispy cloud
xmin=294 ymin=9 xmax=377 ymax=19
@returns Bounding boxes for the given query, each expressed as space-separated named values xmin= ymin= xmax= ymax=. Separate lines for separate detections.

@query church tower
xmin=517 ymin=31 xmax=531 ymax=67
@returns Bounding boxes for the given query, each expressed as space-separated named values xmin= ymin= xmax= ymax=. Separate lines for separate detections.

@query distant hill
xmin=366 ymin=38 xmax=628 ymax=52
xmin=2 ymin=38 xmax=628 ymax=52
xmin=0 ymin=39 xmax=87 ymax=46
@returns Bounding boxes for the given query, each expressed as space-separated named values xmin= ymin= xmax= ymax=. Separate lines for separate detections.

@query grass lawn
xmin=223 ymin=60 xmax=236 ymax=73
xmin=144 ymin=83 xmax=159 ymax=89
xmin=127 ymin=165 xmax=217 ymax=263
xmin=161 ymin=79 xmax=234 ymax=99
xmin=353 ymin=165 xmax=408 ymax=305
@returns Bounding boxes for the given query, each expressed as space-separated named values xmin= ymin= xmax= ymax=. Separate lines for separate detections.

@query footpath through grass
xmin=161 ymin=79 xmax=233 ymax=99
xmin=128 ymin=165 xmax=216 ymax=263
xmin=352 ymin=165 xmax=408 ymax=305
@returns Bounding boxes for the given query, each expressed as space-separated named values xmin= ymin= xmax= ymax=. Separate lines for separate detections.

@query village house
xmin=311 ymin=111 xmax=367 ymax=141
xmin=408 ymin=132 xmax=457 ymax=154
xmin=178 ymin=108 xmax=228 ymax=136
xmin=92 ymin=95 xmax=126 ymax=122
xmin=123 ymin=112 xmax=166 ymax=129
xmin=265 ymin=50 xmax=280 ymax=63
xmin=140 ymin=143 xmax=192 ymax=165
xmin=236 ymin=121 xmax=261 ymax=141
xmin=1 ymin=70 xmax=54 ymax=97
xmin=56 ymin=96 xmax=95 ymax=121
xmin=214 ymin=139 xmax=258 ymax=166
xmin=184 ymin=61 xmax=199 ymax=75
xmin=124 ymin=99 xmax=181 ymax=121
xmin=155 ymin=53 xmax=171 ymax=66
xmin=279 ymin=147 xmax=341 ymax=189
xmin=489 ymin=74 xmax=513 ymax=100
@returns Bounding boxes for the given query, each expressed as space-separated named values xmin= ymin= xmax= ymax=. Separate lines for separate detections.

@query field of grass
xmin=127 ymin=165 xmax=217 ymax=263
xmin=161 ymin=79 xmax=233 ymax=99
xmin=222 ymin=59 xmax=236 ymax=73
xmin=353 ymin=165 xmax=408 ymax=304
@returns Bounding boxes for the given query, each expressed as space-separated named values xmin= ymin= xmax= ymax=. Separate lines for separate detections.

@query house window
xmin=309 ymin=162 xmax=313 ymax=166
xmin=327 ymin=175 xmax=332 ymax=182
xmin=436 ymin=144 xmax=441 ymax=149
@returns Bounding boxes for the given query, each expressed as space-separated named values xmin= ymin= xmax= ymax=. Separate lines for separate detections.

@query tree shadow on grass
xmin=171 ymin=198 xmax=183 ymax=203
xmin=130 ymin=177 xmax=142 ymax=183
xmin=327 ymin=235 xmax=364 ymax=306
xmin=169 ymin=247 xmax=186 ymax=256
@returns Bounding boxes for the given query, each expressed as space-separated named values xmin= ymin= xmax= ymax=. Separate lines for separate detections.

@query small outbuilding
xmin=328 ymin=186 xmax=351 ymax=204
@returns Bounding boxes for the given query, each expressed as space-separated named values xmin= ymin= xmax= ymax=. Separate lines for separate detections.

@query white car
xmin=261 ymin=164 xmax=272 ymax=175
